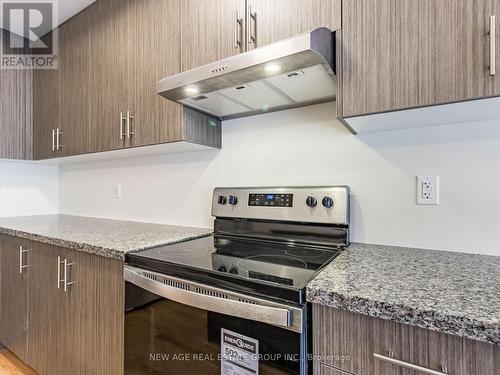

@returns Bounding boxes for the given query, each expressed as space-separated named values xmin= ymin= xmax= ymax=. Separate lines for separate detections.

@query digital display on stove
xmin=248 ymin=193 xmax=293 ymax=207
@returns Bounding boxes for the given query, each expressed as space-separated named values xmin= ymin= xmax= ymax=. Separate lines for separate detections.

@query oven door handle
xmin=124 ymin=266 xmax=301 ymax=332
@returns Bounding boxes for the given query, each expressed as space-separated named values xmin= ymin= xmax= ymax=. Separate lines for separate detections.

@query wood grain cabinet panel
xmin=246 ymin=0 xmax=341 ymax=49
xmin=180 ymin=0 xmax=247 ymax=72
xmin=0 ymin=235 xmax=30 ymax=364
xmin=57 ymin=10 xmax=92 ymax=156
xmin=0 ymin=30 xmax=32 ymax=160
xmin=0 ymin=233 xmax=124 ymax=375
xmin=320 ymin=364 xmax=351 ymax=375
xmin=340 ymin=0 xmax=497 ymax=118
xmin=88 ymin=0 xmax=136 ymax=153
xmin=28 ymin=243 xmax=125 ymax=375
xmin=133 ymin=0 xmax=182 ymax=146
xmin=33 ymin=38 xmax=60 ymax=160
xmin=313 ymin=305 xmax=500 ymax=375
xmin=27 ymin=241 xmax=65 ymax=375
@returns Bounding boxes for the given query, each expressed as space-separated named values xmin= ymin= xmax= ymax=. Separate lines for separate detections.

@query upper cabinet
xmin=339 ymin=0 xmax=500 ymax=123
xmin=88 ymin=0 xmax=137 ymax=153
xmin=0 ymin=30 xmax=32 ymax=160
xmin=31 ymin=0 xmax=221 ymax=160
xmin=134 ymin=0 xmax=183 ymax=146
xmin=58 ymin=7 xmax=92 ymax=157
xmin=245 ymin=0 xmax=341 ymax=49
xmin=179 ymin=0 xmax=341 ymax=70
xmin=181 ymin=0 xmax=247 ymax=71
xmin=33 ymin=22 xmax=92 ymax=160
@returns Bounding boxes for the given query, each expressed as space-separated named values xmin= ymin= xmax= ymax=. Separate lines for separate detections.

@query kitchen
xmin=0 ymin=0 xmax=499 ymax=374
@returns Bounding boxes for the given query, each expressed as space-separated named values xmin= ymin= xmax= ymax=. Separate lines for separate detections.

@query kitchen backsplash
xmin=55 ymin=102 xmax=500 ymax=256
xmin=0 ymin=161 xmax=58 ymax=217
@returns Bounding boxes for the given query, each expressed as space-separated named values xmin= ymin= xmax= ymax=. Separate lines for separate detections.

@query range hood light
xmin=264 ymin=63 xmax=282 ymax=74
xmin=185 ymin=86 xmax=200 ymax=94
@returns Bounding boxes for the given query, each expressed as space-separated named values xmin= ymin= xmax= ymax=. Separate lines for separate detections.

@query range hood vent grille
xmin=157 ymin=28 xmax=337 ymax=120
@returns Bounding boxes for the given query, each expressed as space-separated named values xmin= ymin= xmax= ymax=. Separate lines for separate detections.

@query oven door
xmin=124 ymin=266 xmax=307 ymax=375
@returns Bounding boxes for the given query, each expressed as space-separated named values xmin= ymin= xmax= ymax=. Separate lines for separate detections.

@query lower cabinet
xmin=0 ymin=234 xmax=124 ymax=375
xmin=313 ymin=304 xmax=500 ymax=375
xmin=0 ymin=235 xmax=30 ymax=363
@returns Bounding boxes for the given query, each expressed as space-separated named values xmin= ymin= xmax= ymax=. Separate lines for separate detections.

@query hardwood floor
xmin=0 ymin=350 xmax=38 ymax=375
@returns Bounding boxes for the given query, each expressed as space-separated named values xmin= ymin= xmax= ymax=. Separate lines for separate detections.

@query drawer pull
xmin=374 ymin=353 xmax=449 ymax=375
xmin=489 ymin=15 xmax=496 ymax=76
xmin=19 ymin=246 xmax=30 ymax=274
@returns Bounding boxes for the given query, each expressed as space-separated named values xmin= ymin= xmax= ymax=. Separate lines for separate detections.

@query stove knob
xmin=322 ymin=196 xmax=334 ymax=209
xmin=228 ymin=195 xmax=238 ymax=205
xmin=306 ymin=196 xmax=317 ymax=208
xmin=217 ymin=195 xmax=227 ymax=205
xmin=229 ymin=268 xmax=238 ymax=275
xmin=218 ymin=266 xmax=227 ymax=273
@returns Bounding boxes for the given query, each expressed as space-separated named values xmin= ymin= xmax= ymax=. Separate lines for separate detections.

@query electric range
xmin=124 ymin=186 xmax=349 ymax=375
xmin=126 ymin=233 xmax=345 ymax=304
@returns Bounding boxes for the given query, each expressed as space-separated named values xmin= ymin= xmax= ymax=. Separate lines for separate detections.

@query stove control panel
xmin=248 ymin=193 xmax=293 ymax=207
xmin=212 ymin=186 xmax=349 ymax=225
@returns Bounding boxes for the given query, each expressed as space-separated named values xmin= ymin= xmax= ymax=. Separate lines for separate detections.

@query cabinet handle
xmin=19 ymin=246 xmax=30 ymax=274
xmin=57 ymin=256 xmax=64 ymax=289
xmin=247 ymin=6 xmax=257 ymax=48
xmin=56 ymin=128 xmax=63 ymax=150
xmin=63 ymin=258 xmax=74 ymax=292
xmin=489 ymin=15 xmax=496 ymax=76
xmin=234 ymin=11 xmax=243 ymax=50
xmin=120 ymin=112 xmax=127 ymax=140
xmin=51 ymin=129 xmax=56 ymax=151
xmin=374 ymin=353 xmax=449 ymax=375
xmin=126 ymin=111 xmax=134 ymax=139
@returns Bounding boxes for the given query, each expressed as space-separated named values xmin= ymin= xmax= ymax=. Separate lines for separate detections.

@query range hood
xmin=157 ymin=28 xmax=337 ymax=120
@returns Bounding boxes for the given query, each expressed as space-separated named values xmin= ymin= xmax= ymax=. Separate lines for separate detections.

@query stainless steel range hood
xmin=157 ymin=28 xmax=337 ymax=120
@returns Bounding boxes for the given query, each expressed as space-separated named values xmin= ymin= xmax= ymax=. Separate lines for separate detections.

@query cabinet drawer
xmin=313 ymin=305 xmax=499 ymax=375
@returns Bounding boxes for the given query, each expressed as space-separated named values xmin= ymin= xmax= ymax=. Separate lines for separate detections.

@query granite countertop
xmin=307 ymin=243 xmax=500 ymax=346
xmin=0 ymin=214 xmax=212 ymax=260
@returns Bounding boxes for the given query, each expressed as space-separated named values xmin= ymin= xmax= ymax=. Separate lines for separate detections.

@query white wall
xmin=0 ymin=161 xmax=58 ymax=217
xmin=58 ymin=103 xmax=500 ymax=256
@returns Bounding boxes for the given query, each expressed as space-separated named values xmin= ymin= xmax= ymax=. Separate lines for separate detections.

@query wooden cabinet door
xmin=33 ymin=51 xmax=60 ymax=160
xmin=89 ymin=0 xmax=136 ymax=153
xmin=245 ymin=0 xmax=341 ymax=49
xmin=0 ymin=31 xmax=32 ymax=160
xmin=340 ymin=0 xmax=496 ymax=118
xmin=57 ymin=9 xmax=92 ymax=157
xmin=181 ymin=0 xmax=246 ymax=71
xmin=0 ymin=235 xmax=30 ymax=363
xmin=60 ymin=248 xmax=124 ymax=375
xmin=0 ymin=67 xmax=31 ymax=160
xmin=132 ymin=0 xmax=183 ymax=146
xmin=28 ymin=242 xmax=65 ymax=375
xmin=28 ymin=243 xmax=124 ymax=375
xmin=313 ymin=305 xmax=499 ymax=375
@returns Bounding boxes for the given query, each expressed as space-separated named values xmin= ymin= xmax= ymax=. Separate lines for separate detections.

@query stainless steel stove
xmin=124 ymin=186 xmax=349 ymax=375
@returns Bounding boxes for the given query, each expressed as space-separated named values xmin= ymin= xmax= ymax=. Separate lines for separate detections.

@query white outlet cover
xmin=416 ymin=176 xmax=439 ymax=205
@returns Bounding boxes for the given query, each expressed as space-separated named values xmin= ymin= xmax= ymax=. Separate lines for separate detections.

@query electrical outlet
xmin=113 ymin=183 xmax=122 ymax=198
xmin=416 ymin=176 xmax=439 ymax=205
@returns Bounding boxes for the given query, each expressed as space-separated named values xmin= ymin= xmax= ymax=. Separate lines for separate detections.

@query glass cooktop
xmin=126 ymin=235 xmax=341 ymax=304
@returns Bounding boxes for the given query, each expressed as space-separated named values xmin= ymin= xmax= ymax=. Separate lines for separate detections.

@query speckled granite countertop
xmin=307 ymin=243 xmax=500 ymax=345
xmin=0 ymin=215 xmax=212 ymax=260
